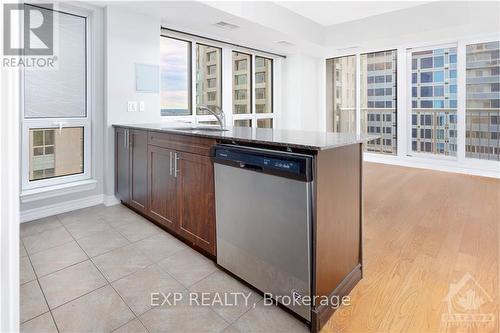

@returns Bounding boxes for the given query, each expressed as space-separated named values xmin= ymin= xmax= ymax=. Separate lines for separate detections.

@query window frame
xmin=21 ymin=5 xmax=92 ymax=191
xmin=160 ymin=30 xmax=278 ymax=129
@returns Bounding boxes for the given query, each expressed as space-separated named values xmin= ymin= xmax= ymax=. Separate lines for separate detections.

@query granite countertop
xmin=113 ymin=123 xmax=377 ymax=151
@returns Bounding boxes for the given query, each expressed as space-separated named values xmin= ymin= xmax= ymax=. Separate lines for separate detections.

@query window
xmin=256 ymin=88 xmax=266 ymax=99
xmin=160 ymin=37 xmax=191 ymax=116
xmin=160 ymin=30 xmax=277 ymax=128
xmin=196 ymin=44 xmax=222 ymax=115
xmin=234 ymin=119 xmax=252 ymax=127
xmin=410 ymin=47 xmax=457 ymax=156
xmin=255 ymin=72 xmax=266 ymax=83
xmin=23 ymin=6 xmax=90 ymax=190
xmin=233 ymin=54 xmax=274 ymax=126
xmin=257 ymin=118 xmax=273 ymax=128
xmin=361 ymin=50 xmax=397 ymax=155
xmin=255 ymin=56 xmax=273 ymax=114
xmin=232 ymin=52 xmax=251 ymax=115
xmin=326 ymin=55 xmax=356 ymax=132
xmin=29 ymin=128 xmax=84 ymax=181
xmin=466 ymin=41 xmax=500 ymax=161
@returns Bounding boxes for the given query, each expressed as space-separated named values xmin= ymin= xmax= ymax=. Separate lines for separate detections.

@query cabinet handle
xmin=124 ymin=129 xmax=128 ymax=149
xmin=169 ymin=151 xmax=173 ymax=176
xmin=174 ymin=152 xmax=179 ymax=178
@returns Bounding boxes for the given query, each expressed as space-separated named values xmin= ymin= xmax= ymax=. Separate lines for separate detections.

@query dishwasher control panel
xmin=213 ymin=144 xmax=313 ymax=181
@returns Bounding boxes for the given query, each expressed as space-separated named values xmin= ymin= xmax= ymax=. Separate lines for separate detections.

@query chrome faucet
xmin=196 ymin=105 xmax=226 ymax=130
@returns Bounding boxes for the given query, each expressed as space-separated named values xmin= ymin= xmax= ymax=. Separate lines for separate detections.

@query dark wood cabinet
xmin=115 ymin=127 xmax=216 ymax=257
xmin=129 ymin=129 xmax=148 ymax=214
xmin=148 ymin=145 xmax=178 ymax=232
xmin=115 ymin=128 xmax=130 ymax=204
xmin=177 ymin=151 xmax=216 ymax=255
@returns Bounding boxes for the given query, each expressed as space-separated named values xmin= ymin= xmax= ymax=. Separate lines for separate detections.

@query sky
xmin=160 ymin=38 xmax=189 ymax=110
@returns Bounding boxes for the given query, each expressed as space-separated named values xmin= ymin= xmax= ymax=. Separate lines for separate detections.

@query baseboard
xmin=103 ymin=195 xmax=120 ymax=207
xmin=363 ymin=153 xmax=500 ymax=179
xmin=20 ymin=194 xmax=104 ymax=223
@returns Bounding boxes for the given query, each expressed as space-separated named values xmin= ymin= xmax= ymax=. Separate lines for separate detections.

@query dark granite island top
xmin=112 ymin=123 xmax=376 ymax=151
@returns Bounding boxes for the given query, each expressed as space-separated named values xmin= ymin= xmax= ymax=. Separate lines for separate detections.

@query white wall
xmin=103 ymin=5 xmax=163 ymax=198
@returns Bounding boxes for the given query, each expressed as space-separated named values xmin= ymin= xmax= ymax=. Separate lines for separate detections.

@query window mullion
xmin=456 ymin=41 xmax=467 ymax=163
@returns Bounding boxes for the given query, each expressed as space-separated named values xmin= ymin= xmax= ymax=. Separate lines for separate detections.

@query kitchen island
xmin=113 ymin=123 xmax=375 ymax=333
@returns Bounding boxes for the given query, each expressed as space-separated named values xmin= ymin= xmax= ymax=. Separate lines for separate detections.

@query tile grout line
xmin=184 ymin=269 xmax=259 ymax=328
xmin=65 ymin=209 xmax=153 ymax=332
xmin=21 ymin=206 xmax=162 ymax=332
xmin=23 ymin=205 xmax=271 ymax=332
xmin=22 ymin=231 xmax=61 ymax=333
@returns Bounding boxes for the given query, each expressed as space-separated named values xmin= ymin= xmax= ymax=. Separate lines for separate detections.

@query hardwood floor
xmin=324 ymin=162 xmax=499 ymax=333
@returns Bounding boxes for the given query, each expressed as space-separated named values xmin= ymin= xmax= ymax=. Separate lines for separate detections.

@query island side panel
xmin=312 ymin=143 xmax=363 ymax=331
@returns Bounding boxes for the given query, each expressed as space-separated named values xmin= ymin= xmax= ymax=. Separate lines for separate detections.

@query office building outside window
xmin=232 ymin=52 xmax=252 ymax=115
xmin=411 ymin=47 xmax=457 ymax=156
xmin=360 ymin=50 xmax=397 ymax=154
xmin=255 ymin=56 xmax=273 ymax=114
xmin=196 ymin=44 xmax=222 ymax=115
xmin=326 ymin=55 xmax=356 ymax=133
xmin=466 ymin=41 xmax=500 ymax=161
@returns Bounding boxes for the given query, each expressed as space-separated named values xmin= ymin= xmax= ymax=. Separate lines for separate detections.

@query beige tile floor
xmin=20 ymin=204 xmax=309 ymax=333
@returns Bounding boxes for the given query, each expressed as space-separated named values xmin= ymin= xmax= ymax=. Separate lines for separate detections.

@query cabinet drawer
xmin=148 ymin=131 xmax=215 ymax=156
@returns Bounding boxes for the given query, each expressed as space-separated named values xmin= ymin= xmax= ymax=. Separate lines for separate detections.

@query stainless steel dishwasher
xmin=213 ymin=144 xmax=313 ymax=321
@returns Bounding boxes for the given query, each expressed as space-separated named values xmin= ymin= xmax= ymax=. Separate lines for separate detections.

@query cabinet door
xmin=129 ymin=129 xmax=148 ymax=213
xmin=148 ymin=145 xmax=177 ymax=231
xmin=115 ymin=128 xmax=130 ymax=203
xmin=176 ymin=151 xmax=216 ymax=255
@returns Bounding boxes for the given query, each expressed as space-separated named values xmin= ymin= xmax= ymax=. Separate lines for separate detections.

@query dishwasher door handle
xmin=238 ymin=162 xmax=263 ymax=172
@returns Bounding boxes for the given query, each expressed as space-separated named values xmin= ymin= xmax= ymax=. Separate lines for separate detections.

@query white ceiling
xmin=275 ymin=1 xmax=430 ymax=26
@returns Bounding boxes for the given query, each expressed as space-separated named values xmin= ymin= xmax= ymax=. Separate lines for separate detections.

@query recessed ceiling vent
xmin=276 ymin=40 xmax=294 ymax=46
xmin=214 ymin=21 xmax=240 ymax=30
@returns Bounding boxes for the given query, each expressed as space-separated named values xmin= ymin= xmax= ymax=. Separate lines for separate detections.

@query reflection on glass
xmin=160 ymin=37 xmax=191 ymax=116
xmin=257 ymin=118 xmax=273 ymax=128
xmin=197 ymin=44 xmax=222 ymax=115
xmin=466 ymin=41 xmax=500 ymax=161
xmin=29 ymin=128 xmax=84 ymax=181
xmin=234 ymin=119 xmax=252 ymax=127
xmin=233 ymin=52 xmax=252 ymax=114
xmin=360 ymin=50 xmax=397 ymax=155
xmin=255 ymin=56 xmax=273 ymax=114
xmin=327 ymin=55 xmax=356 ymax=132
xmin=411 ymin=47 xmax=457 ymax=156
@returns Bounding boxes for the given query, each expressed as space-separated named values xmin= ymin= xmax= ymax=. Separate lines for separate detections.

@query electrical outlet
xmin=127 ymin=101 xmax=137 ymax=112
xmin=139 ymin=101 xmax=145 ymax=112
